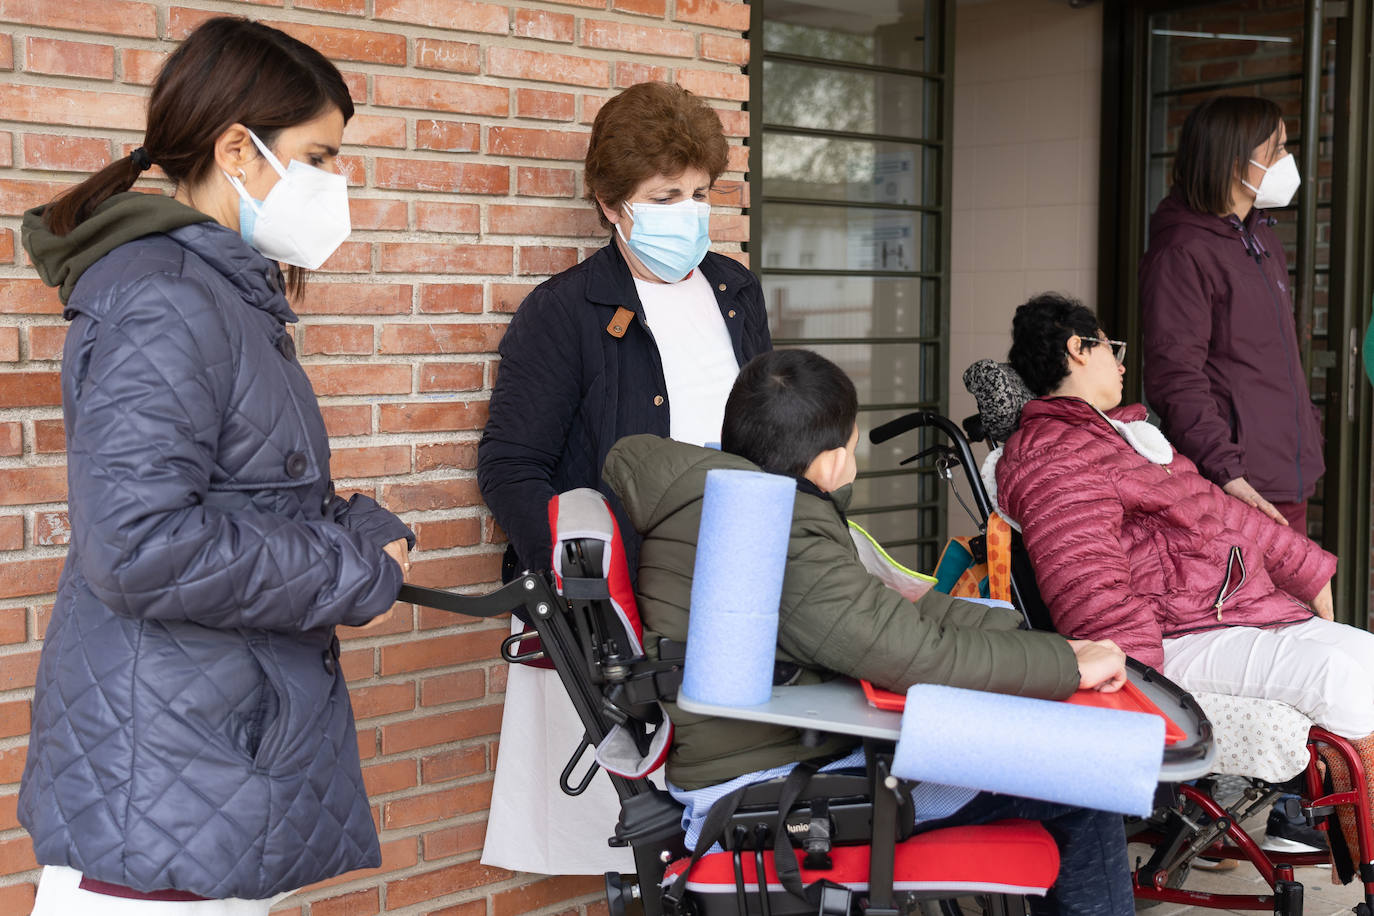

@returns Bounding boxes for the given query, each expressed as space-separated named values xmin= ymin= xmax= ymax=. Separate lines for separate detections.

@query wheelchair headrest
xmin=549 ymin=488 xmax=672 ymax=780
xmin=961 ymin=359 xmax=1035 ymax=444
xmin=548 ymin=487 xmax=644 ymax=656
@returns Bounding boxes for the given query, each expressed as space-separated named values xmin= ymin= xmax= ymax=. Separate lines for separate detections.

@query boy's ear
xmin=805 ymin=445 xmax=847 ymax=492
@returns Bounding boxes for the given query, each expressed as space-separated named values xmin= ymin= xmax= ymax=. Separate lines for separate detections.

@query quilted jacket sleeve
xmin=476 ymin=287 xmax=582 ymax=573
xmin=66 ymin=274 xmax=404 ymax=632
xmin=1141 ymin=247 xmax=1246 ymax=487
xmin=999 ymin=438 xmax=1167 ymax=668
xmin=331 ymin=493 xmax=415 ymax=551
xmin=777 ymin=526 xmax=1081 ymax=701
xmin=1217 ymin=488 xmax=1336 ymax=602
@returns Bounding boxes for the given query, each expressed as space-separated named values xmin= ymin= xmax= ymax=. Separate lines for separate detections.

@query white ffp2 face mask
xmin=1242 ymin=153 xmax=1300 ymax=210
xmin=224 ymin=130 xmax=351 ymax=270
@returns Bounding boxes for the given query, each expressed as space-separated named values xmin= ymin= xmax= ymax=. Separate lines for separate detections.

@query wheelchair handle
xmin=501 ymin=630 xmax=547 ymax=664
xmin=560 ymin=734 xmax=601 ymax=796
xmin=869 ymin=411 xmax=994 ymax=522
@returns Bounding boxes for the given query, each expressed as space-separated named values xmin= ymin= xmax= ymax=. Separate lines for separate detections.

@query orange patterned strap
xmin=986 ymin=513 xmax=1013 ymax=603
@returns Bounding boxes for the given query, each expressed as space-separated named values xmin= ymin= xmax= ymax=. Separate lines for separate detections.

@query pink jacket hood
xmin=996 ymin=397 xmax=1336 ymax=668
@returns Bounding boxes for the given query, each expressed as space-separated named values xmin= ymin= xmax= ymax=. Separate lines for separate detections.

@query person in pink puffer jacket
xmin=996 ymin=295 xmax=1374 ymax=758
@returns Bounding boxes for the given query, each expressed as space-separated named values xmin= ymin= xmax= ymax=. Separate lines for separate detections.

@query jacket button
xmin=718 ymin=283 xmax=727 ymax=292
xmin=653 ymin=395 xmax=664 ymax=407
xmin=323 ymin=634 xmax=340 ymax=675
xmin=285 ymin=452 xmax=309 ymax=478
xmin=728 ymin=309 xmax=736 ymax=318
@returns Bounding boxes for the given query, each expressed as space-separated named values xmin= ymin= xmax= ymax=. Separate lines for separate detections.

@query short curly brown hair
xmin=584 ymin=82 xmax=729 ymax=230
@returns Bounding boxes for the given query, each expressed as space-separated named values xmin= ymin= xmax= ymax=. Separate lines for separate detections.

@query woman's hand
xmin=1067 ymin=638 xmax=1128 ymax=693
xmin=1312 ymin=580 xmax=1334 ymax=621
xmin=382 ymin=537 xmax=410 ymax=575
xmin=354 ymin=539 xmax=411 ymax=631
xmin=1223 ymin=477 xmax=1288 ymax=526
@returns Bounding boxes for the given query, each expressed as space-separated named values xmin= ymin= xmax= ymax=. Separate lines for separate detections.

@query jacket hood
xmin=23 ymin=192 xmax=213 ymax=305
xmin=604 ymin=435 xmax=760 ymax=533
xmin=604 ymin=435 xmax=853 ymax=539
xmin=1149 ymin=186 xmax=1272 ymax=246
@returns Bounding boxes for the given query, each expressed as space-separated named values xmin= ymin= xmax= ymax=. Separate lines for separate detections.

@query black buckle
xmin=802 ymin=798 xmax=833 ymax=870
xmin=814 ymin=882 xmax=851 ymax=915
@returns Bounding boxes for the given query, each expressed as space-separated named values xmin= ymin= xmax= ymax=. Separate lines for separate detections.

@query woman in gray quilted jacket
xmin=18 ymin=18 xmax=412 ymax=914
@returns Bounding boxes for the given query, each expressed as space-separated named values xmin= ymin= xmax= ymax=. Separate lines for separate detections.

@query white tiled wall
xmin=947 ymin=0 xmax=1103 ymax=535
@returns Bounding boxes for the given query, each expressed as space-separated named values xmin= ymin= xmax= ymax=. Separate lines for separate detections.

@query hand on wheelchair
xmin=1068 ymin=639 xmax=1127 ymax=692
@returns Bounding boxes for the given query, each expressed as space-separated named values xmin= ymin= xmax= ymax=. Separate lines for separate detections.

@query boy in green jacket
xmin=602 ymin=349 xmax=1133 ymax=915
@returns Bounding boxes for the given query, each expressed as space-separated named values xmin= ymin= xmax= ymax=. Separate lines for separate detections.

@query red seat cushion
xmin=663 ymin=819 xmax=1059 ymax=897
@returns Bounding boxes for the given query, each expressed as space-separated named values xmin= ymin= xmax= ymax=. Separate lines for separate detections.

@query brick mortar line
xmin=0 ymin=27 xmax=749 ymax=81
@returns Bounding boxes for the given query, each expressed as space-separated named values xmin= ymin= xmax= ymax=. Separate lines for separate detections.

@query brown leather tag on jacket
xmin=606 ymin=307 xmax=634 ymax=339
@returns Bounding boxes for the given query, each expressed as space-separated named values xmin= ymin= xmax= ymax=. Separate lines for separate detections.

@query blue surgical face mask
xmin=617 ymin=199 xmax=711 ymax=283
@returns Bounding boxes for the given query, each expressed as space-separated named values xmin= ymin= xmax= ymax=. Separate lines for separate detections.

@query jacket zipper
xmin=1212 ymin=545 xmax=1247 ymax=621
xmin=1244 ymin=223 xmax=1306 ymax=498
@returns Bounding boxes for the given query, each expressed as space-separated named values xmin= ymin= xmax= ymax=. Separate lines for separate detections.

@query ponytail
xmin=44 ymin=147 xmax=156 ymax=237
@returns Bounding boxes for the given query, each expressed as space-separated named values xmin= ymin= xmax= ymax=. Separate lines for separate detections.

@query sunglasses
xmin=1076 ymin=335 xmax=1127 ymax=366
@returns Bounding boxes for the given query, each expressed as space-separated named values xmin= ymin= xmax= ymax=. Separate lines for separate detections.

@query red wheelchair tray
xmin=663 ymin=819 xmax=1059 ymax=896
xmin=860 ymin=679 xmax=1186 ymax=746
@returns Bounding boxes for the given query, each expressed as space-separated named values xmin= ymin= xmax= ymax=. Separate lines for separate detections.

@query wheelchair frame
xmin=400 ymin=527 xmax=1060 ymax=915
xmin=875 ymin=407 xmax=1374 ymax=916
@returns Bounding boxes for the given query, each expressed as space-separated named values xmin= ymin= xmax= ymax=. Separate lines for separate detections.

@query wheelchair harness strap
xmin=663 ymin=760 xmax=850 ymax=915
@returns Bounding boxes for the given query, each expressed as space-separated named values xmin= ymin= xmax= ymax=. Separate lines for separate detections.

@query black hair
xmin=721 ymin=349 xmax=859 ymax=478
xmin=1008 ymin=293 xmax=1103 ymax=396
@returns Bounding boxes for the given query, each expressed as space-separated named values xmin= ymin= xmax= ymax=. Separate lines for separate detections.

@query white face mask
xmin=224 ymin=130 xmax=351 ymax=270
xmin=1241 ymin=152 xmax=1300 ymax=210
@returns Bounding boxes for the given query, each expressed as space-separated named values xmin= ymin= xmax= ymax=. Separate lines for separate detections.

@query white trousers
xmin=1162 ymin=617 xmax=1374 ymax=740
xmin=31 ymin=866 xmax=293 ymax=916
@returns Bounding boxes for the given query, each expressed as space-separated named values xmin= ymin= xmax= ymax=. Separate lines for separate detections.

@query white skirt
xmin=31 ymin=866 xmax=294 ymax=916
xmin=480 ymin=657 xmax=638 ymax=875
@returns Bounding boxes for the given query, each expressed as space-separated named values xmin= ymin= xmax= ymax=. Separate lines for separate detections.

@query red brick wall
xmin=0 ymin=2 xmax=749 ymax=913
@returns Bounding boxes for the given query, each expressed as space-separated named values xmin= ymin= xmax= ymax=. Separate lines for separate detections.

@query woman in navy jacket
xmin=476 ymin=81 xmax=770 ymax=874
xmin=20 ymin=19 xmax=411 ymax=913
xmin=478 ymin=82 xmax=770 ymax=580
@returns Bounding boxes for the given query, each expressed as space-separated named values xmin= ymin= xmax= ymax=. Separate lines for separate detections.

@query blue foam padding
xmin=893 ymin=684 xmax=1165 ymax=817
xmin=681 ymin=468 xmax=796 ymax=707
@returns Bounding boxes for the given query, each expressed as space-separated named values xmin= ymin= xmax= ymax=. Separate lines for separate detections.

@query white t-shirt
xmin=634 ymin=269 xmax=740 ymax=447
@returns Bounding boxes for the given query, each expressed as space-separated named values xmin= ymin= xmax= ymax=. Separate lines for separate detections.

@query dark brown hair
xmin=584 ymin=81 xmax=729 ymax=230
xmin=43 ymin=16 xmax=353 ymax=278
xmin=1172 ymin=95 xmax=1284 ymax=216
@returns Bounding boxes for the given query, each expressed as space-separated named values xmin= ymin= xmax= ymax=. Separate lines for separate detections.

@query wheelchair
xmin=874 ymin=357 xmax=1374 ymax=916
xmin=402 ymin=479 xmax=1205 ymax=915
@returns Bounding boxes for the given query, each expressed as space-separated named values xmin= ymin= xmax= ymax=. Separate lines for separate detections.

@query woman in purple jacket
xmin=1139 ymin=96 xmax=1322 ymax=530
